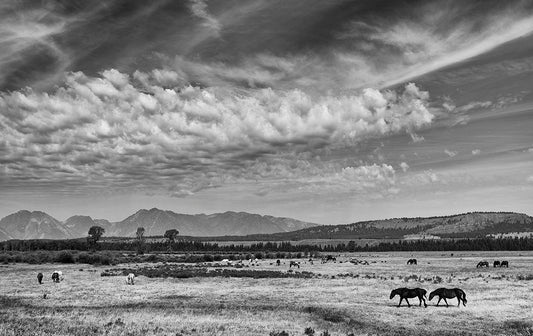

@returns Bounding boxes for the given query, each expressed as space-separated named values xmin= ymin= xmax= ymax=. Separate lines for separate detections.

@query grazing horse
xmin=289 ymin=261 xmax=300 ymax=268
xmin=500 ymin=260 xmax=509 ymax=267
xmin=429 ymin=288 xmax=467 ymax=307
xmin=321 ymin=255 xmax=336 ymax=263
xmin=407 ymin=259 xmax=417 ymax=265
xmin=276 ymin=259 xmax=281 ymax=266
xmin=476 ymin=261 xmax=489 ymax=268
xmin=51 ymin=271 xmax=60 ymax=283
xmin=126 ymin=273 xmax=135 ymax=285
xmin=493 ymin=260 xmax=500 ymax=268
xmin=37 ymin=272 xmax=43 ymax=284
xmin=389 ymin=288 xmax=427 ymax=307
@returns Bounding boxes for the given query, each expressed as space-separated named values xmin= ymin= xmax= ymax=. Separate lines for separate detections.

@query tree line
xmin=1 ymin=229 xmax=533 ymax=253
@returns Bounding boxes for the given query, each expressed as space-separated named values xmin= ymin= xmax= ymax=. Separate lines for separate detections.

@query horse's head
xmin=390 ymin=289 xmax=398 ymax=299
xmin=428 ymin=291 xmax=436 ymax=301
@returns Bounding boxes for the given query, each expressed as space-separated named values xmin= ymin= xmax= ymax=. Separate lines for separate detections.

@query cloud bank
xmin=0 ymin=69 xmax=433 ymax=196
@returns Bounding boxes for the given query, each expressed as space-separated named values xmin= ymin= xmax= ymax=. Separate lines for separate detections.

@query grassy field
xmin=1 ymin=251 xmax=533 ymax=336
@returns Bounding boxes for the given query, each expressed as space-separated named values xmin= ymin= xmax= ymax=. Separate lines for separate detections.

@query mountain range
xmin=0 ymin=208 xmax=318 ymax=241
xmin=1 ymin=210 xmax=532 ymax=242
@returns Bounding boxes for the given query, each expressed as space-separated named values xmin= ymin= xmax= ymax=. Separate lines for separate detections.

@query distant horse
xmin=276 ymin=259 xmax=281 ymax=266
xmin=500 ymin=260 xmax=509 ymax=267
xmin=389 ymin=287 xmax=427 ymax=308
xmin=321 ymin=255 xmax=336 ymax=263
xmin=308 ymin=258 xmax=314 ymax=265
xmin=476 ymin=261 xmax=489 ymax=268
xmin=126 ymin=273 xmax=135 ymax=285
xmin=289 ymin=261 xmax=300 ymax=269
xmin=37 ymin=272 xmax=43 ymax=284
xmin=51 ymin=271 xmax=61 ymax=283
xmin=493 ymin=260 xmax=500 ymax=268
xmin=429 ymin=288 xmax=467 ymax=307
xmin=407 ymin=259 xmax=417 ymax=265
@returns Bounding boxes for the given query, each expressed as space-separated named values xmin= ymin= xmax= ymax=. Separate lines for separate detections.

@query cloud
xmin=527 ymin=176 xmax=533 ymax=183
xmin=0 ymin=70 xmax=433 ymax=197
xmin=400 ymin=162 xmax=409 ymax=172
xmin=472 ymin=149 xmax=481 ymax=155
xmin=188 ymin=0 xmax=221 ymax=35
xmin=444 ymin=149 xmax=457 ymax=157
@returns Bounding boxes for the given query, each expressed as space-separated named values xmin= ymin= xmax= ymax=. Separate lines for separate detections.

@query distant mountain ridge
xmin=0 ymin=208 xmax=318 ymax=240
xmin=211 ymin=212 xmax=533 ymax=241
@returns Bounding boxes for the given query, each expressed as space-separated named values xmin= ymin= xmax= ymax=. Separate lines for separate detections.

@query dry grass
xmin=1 ymin=251 xmax=533 ymax=336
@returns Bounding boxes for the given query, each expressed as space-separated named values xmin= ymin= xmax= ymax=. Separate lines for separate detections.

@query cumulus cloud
xmin=0 ymin=70 xmax=433 ymax=196
xmin=472 ymin=149 xmax=481 ymax=155
xmin=400 ymin=162 xmax=409 ymax=172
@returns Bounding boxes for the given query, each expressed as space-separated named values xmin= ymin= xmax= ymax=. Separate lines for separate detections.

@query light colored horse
xmin=126 ymin=273 xmax=135 ymax=285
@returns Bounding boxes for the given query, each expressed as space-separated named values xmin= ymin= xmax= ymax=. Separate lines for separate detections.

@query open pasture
xmin=1 ymin=251 xmax=532 ymax=336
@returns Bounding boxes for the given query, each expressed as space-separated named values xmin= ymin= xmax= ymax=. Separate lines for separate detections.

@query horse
xmin=493 ymin=260 xmax=500 ymax=268
xmin=429 ymin=288 xmax=467 ymax=307
xmin=276 ymin=259 xmax=281 ymax=266
xmin=51 ymin=271 xmax=60 ymax=283
xmin=321 ymin=255 xmax=336 ymax=263
xmin=37 ymin=272 xmax=43 ymax=284
xmin=126 ymin=273 xmax=135 ymax=285
xmin=500 ymin=260 xmax=509 ymax=267
xmin=407 ymin=259 xmax=417 ymax=265
xmin=289 ymin=261 xmax=300 ymax=269
xmin=389 ymin=288 xmax=427 ymax=307
xmin=476 ymin=261 xmax=489 ymax=268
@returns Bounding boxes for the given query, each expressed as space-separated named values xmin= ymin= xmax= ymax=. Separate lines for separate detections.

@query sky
xmin=0 ymin=0 xmax=532 ymax=224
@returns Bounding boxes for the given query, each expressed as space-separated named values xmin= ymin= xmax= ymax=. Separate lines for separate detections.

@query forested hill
xmin=208 ymin=212 xmax=533 ymax=241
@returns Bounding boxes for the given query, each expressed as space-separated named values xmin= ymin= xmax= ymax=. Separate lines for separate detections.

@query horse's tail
xmin=459 ymin=289 xmax=467 ymax=304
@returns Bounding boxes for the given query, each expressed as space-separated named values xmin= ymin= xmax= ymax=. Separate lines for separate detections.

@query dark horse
xmin=493 ymin=260 xmax=500 ymax=267
xmin=390 ymin=288 xmax=427 ymax=307
xmin=476 ymin=261 xmax=489 ymax=268
xmin=500 ymin=260 xmax=509 ymax=267
xmin=322 ymin=255 xmax=336 ymax=263
xmin=429 ymin=288 xmax=467 ymax=307
xmin=407 ymin=259 xmax=417 ymax=265
xmin=37 ymin=272 xmax=43 ymax=284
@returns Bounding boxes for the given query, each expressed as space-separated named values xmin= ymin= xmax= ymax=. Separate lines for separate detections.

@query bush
xmin=56 ymin=251 xmax=75 ymax=263
xmin=254 ymin=252 xmax=264 ymax=259
xmin=304 ymin=327 xmax=315 ymax=335
xmin=203 ymin=254 xmax=214 ymax=262
xmin=269 ymin=331 xmax=289 ymax=336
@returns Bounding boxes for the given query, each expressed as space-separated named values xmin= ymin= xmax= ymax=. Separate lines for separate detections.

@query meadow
xmin=1 ymin=251 xmax=532 ymax=336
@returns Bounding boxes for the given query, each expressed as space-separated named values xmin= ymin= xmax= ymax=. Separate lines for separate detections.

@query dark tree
xmin=87 ymin=226 xmax=105 ymax=251
xmin=136 ymin=227 xmax=145 ymax=255
xmin=164 ymin=229 xmax=179 ymax=251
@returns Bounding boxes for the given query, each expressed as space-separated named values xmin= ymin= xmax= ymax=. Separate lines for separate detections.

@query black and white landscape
xmin=1 ymin=1 xmax=533 ymax=335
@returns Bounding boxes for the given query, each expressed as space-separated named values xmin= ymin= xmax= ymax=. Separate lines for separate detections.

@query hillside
xmin=218 ymin=212 xmax=533 ymax=241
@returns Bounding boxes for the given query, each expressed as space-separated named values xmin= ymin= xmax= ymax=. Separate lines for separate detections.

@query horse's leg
xmin=421 ymin=296 xmax=427 ymax=308
xmin=436 ymin=297 xmax=441 ymax=306
xmin=405 ymin=298 xmax=411 ymax=307
xmin=457 ymin=297 xmax=460 ymax=307
xmin=444 ymin=298 xmax=449 ymax=307
xmin=398 ymin=297 xmax=403 ymax=307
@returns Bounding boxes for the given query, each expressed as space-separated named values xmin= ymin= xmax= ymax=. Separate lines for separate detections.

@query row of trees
xmin=87 ymin=226 xmax=179 ymax=254
xmin=2 ymin=235 xmax=533 ymax=253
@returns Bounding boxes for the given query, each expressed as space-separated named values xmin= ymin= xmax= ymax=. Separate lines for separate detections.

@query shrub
xmin=269 ymin=331 xmax=289 ymax=336
xmin=254 ymin=252 xmax=264 ymax=259
xmin=304 ymin=327 xmax=315 ymax=335
xmin=203 ymin=254 xmax=214 ymax=262
xmin=56 ymin=251 xmax=75 ymax=263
